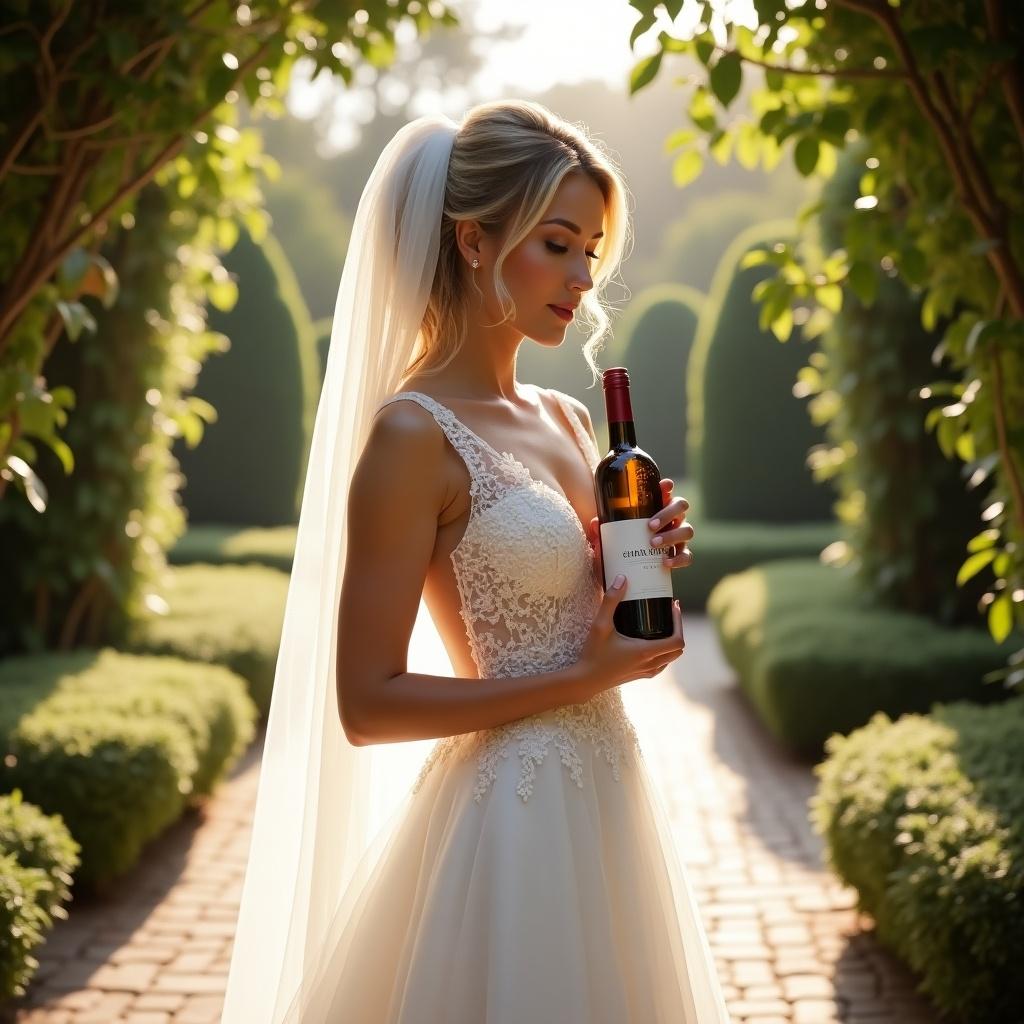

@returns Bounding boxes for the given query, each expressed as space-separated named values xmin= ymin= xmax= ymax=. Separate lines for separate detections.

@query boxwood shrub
xmin=672 ymin=517 xmax=839 ymax=610
xmin=168 ymin=524 xmax=297 ymax=572
xmin=0 ymin=790 xmax=80 ymax=998
xmin=0 ymin=648 xmax=256 ymax=890
xmin=125 ymin=563 xmax=289 ymax=716
xmin=708 ymin=558 xmax=1018 ymax=757
xmin=810 ymin=697 xmax=1024 ymax=1022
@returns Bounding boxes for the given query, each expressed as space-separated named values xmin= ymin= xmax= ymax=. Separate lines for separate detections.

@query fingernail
xmin=651 ymin=535 xmax=662 ymax=546
xmin=612 ymin=573 xmax=625 ymax=588
xmin=649 ymin=517 xmax=660 ymax=529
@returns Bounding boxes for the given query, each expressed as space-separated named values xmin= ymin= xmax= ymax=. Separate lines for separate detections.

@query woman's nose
xmin=571 ymin=264 xmax=594 ymax=292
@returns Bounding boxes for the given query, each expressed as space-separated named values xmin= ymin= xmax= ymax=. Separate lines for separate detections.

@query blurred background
xmin=1 ymin=1 xmax=1022 ymax=1021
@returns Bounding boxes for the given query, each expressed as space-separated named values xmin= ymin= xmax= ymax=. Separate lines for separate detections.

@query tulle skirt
xmin=282 ymin=714 xmax=732 ymax=1024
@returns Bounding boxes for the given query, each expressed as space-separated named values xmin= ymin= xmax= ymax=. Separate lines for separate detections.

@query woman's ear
xmin=455 ymin=218 xmax=485 ymax=266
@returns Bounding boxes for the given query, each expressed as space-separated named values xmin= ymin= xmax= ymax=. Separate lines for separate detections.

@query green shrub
xmin=0 ymin=852 xmax=53 ymax=999
xmin=708 ymin=559 xmax=1018 ymax=757
xmin=671 ymin=514 xmax=839 ymax=610
xmin=263 ymin=170 xmax=351 ymax=321
xmin=4 ymin=710 xmax=192 ymax=890
xmin=812 ymin=141 xmax=986 ymax=625
xmin=687 ymin=219 xmax=833 ymax=522
xmin=313 ymin=315 xmax=333 ymax=386
xmin=0 ymin=790 xmax=79 ymax=916
xmin=653 ymin=190 xmax=787 ymax=293
xmin=0 ymin=649 xmax=256 ymax=890
xmin=0 ymin=791 xmax=80 ymax=998
xmin=168 ymin=524 xmax=297 ymax=572
xmin=617 ymin=283 xmax=703 ymax=480
xmin=126 ymin=563 xmax=289 ymax=716
xmin=37 ymin=661 xmax=254 ymax=798
xmin=0 ymin=185 xmax=203 ymax=656
xmin=174 ymin=226 xmax=320 ymax=526
xmin=811 ymin=698 xmax=1024 ymax=1022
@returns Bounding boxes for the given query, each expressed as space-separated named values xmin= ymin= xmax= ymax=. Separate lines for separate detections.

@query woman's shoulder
xmin=535 ymin=384 xmax=593 ymax=429
xmin=368 ymin=392 xmax=448 ymax=463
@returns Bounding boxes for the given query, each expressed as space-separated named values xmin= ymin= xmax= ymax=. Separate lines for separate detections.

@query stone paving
xmin=4 ymin=615 xmax=938 ymax=1024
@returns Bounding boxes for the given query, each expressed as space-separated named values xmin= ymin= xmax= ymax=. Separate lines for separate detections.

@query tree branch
xmin=722 ymin=45 xmax=903 ymax=81
xmin=47 ymin=111 xmax=119 ymax=141
xmin=11 ymin=162 xmax=63 ymax=176
xmin=859 ymin=3 xmax=1024 ymax=317
xmin=931 ymin=70 xmax=1005 ymax=225
xmin=988 ymin=290 xmax=1024 ymax=535
xmin=0 ymin=34 xmax=278 ymax=349
xmin=984 ymin=0 xmax=1024 ymax=155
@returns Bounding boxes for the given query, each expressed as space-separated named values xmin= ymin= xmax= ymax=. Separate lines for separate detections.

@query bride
xmin=221 ymin=98 xmax=732 ymax=1023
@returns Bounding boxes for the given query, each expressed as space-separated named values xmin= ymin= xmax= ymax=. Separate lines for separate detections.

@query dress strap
xmin=549 ymin=389 xmax=600 ymax=470
xmin=376 ymin=391 xmax=523 ymax=503
xmin=377 ymin=391 xmax=482 ymax=470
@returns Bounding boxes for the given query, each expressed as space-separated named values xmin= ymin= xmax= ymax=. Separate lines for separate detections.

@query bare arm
xmin=336 ymin=400 xmax=592 ymax=747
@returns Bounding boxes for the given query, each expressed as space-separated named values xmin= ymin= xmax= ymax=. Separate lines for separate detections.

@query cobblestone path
xmin=6 ymin=616 xmax=937 ymax=1024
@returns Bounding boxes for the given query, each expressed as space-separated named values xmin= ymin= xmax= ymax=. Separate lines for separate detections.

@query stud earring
xmin=471 ymin=258 xmax=480 ymax=268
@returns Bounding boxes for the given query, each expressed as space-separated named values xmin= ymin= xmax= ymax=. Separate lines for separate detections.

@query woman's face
xmin=475 ymin=170 xmax=607 ymax=345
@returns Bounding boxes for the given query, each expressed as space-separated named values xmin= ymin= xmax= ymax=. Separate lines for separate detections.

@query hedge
xmin=0 ymin=790 xmax=79 ymax=999
xmin=687 ymin=219 xmax=833 ymax=522
xmin=811 ymin=698 xmax=1024 ymax=1022
xmin=125 ymin=562 xmax=289 ymax=717
xmin=173 ymin=226 xmax=319 ymax=526
xmin=708 ymin=558 xmax=1018 ymax=757
xmin=0 ymin=648 xmax=256 ymax=890
xmin=168 ymin=523 xmax=297 ymax=572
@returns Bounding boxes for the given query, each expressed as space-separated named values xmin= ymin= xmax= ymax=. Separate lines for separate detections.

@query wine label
xmin=599 ymin=519 xmax=674 ymax=600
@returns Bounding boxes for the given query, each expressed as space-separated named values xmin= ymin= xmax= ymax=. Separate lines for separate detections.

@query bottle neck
xmin=604 ymin=382 xmax=636 ymax=448
xmin=608 ymin=419 xmax=637 ymax=448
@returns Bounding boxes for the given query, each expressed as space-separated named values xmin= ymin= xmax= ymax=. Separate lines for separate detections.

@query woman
xmin=222 ymin=99 xmax=732 ymax=1023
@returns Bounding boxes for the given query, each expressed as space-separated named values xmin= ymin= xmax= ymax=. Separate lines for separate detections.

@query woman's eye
xmin=546 ymin=241 xmax=600 ymax=260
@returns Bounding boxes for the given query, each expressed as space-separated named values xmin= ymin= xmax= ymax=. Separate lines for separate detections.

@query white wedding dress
xmin=281 ymin=389 xmax=732 ymax=1024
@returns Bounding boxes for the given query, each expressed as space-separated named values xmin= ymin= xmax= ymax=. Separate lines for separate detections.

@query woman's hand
xmin=574 ymin=575 xmax=685 ymax=699
xmin=586 ymin=478 xmax=694 ymax=569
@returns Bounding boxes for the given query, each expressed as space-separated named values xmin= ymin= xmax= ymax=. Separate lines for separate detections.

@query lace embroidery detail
xmin=377 ymin=389 xmax=642 ymax=802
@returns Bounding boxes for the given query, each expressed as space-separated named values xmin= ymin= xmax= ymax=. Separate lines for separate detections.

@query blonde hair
xmin=402 ymin=99 xmax=633 ymax=387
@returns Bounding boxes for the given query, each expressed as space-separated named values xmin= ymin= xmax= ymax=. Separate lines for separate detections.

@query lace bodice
xmin=376 ymin=389 xmax=642 ymax=803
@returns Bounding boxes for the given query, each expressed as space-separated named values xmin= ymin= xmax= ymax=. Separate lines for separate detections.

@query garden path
xmin=7 ymin=615 xmax=938 ymax=1024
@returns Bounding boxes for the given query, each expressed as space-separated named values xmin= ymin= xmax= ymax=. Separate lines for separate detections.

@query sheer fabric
xmin=221 ymin=111 xmax=732 ymax=1023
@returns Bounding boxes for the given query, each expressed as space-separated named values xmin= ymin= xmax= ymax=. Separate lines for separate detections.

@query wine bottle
xmin=594 ymin=366 xmax=674 ymax=639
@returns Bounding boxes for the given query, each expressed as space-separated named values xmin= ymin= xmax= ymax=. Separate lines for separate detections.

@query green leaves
xmin=672 ymin=149 xmax=704 ymax=187
xmin=643 ymin=0 xmax=1024 ymax=661
xmin=709 ymin=50 xmax=742 ymax=108
xmin=957 ymin=548 xmax=997 ymax=586
xmin=629 ymin=50 xmax=662 ymax=95
xmin=794 ymin=135 xmax=820 ymax=176
xmin=54 ymin=301 xmax=97 ymax=343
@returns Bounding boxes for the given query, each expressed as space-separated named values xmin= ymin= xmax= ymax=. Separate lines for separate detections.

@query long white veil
xmin=220 ymin=114 xmax=460 ymax=1024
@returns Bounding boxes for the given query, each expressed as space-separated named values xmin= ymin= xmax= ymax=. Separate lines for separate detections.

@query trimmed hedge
xmin=687 ymin=219 xmax=833 ymax=522
xmin=672 ymin=516 xmax=839 ymax=610
xmin=314 ymin=315 xmax=333 ymax=386
xmin=811 ymin=698 xmax=1024 ymax=1023
xmin=708 ymin=558 xmax=1018 ymax=757
xmin=617 ymin=283 xmax=704 ymax=480
xmin=0 ymin=790 xmax=79 ymax=998
xmin=126 ymin=563 xmax=289 ymax=717
xmin=168 ymin=523 xmax=297 ymax=572
xmin=174 ymin=226 xmax=320 ymax=526
xmin=0 ymin=649 xmax=256 ymax=890
xmin=165 ymin=495 xmax=838 ymax=618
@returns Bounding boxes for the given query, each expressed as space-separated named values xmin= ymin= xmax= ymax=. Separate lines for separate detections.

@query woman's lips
xmin=548 ymin=304 xmax=573 ymax=322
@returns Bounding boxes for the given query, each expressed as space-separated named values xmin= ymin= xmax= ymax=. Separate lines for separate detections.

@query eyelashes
xmin=546 ymin=241 xmax=601 ymax=261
